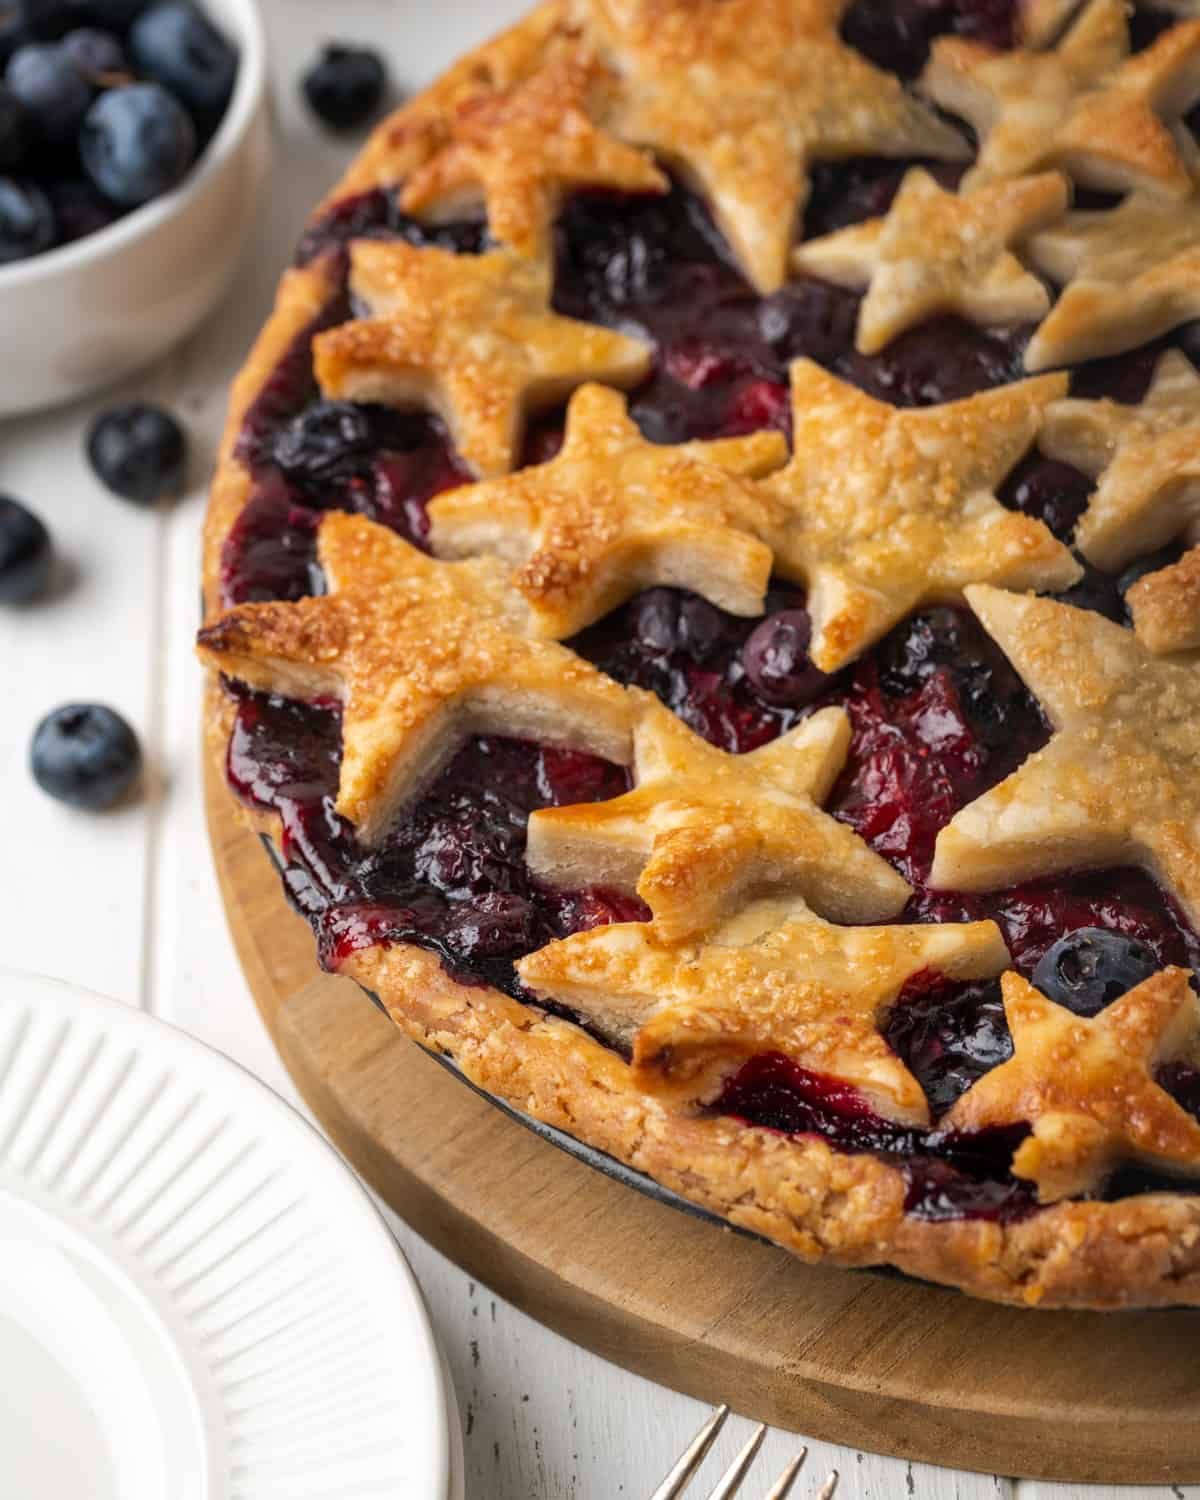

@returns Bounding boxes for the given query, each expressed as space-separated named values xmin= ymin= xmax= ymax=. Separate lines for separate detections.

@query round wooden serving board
xmin=206 ymin=757 xmax=1200 ymax=1483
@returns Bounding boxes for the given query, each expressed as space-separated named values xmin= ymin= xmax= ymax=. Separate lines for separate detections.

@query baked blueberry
xmin=0 ymin=82 xmax=31 ymax=169
xmin=0 ymin=175 xmax=54 ymax=260
xmin=274 ymin=400 xmax=374 ymax=485
xmin=0 ymin=495 xmax=52 ymax=604
xmin=631 ymin=588 xmax=682 ymax=654
xmin=86 ymin=401 xmax=187 ymax=503
xmin=63 ymin=25 xmax=127 ymax=78
xmin=1032 ymin=927 xmax=1161 ymax=1017
xmin=302 ymin=42 xmax=387 ymax=131
xmin=741 ymin=609 xmax=827 ymax=706
xmin=129 ymin=0 xmax=236 ymax=125
xmin=80 ymin=82 xmax=195 ymax=205
xmin=31 ymin=703 xmax=142 ymax=809
xmin=6 ymin=40 xmax=92 ymax=144
xmin=1052 ymin=557 xmax=1125 ymax=622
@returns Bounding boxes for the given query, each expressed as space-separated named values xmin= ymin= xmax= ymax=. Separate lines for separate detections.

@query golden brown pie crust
xmin=200 ymin=1 xmax=1200 ymax=1308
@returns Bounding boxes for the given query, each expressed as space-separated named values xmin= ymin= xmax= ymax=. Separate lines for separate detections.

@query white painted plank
xmin=0 ymin=388 xmax=165 ymax=1005
xmin=1025 ymin=1484 xmax=1196 ymax=1500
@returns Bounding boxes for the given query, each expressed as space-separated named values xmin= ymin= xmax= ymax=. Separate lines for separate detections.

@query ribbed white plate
xmin=0 ymin=972 xmax=452 ymax=1500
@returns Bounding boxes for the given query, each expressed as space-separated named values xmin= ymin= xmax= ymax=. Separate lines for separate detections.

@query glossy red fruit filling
xmin=216 ymin=124 xmax=1200 ymax=1216
xmin=840 ymin=0 xmax=1018 ymax=78
xmin=226 ymin=686 xmax=644 ymax=1002
xmin=712 ymin=1052 xmax=1038 ymax=1222
xmin=293 ymin=190 xmax=488 ymax=267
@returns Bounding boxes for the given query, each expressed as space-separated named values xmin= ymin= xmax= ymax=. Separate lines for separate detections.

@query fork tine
xmin=704 ymin=1422 xmax=772 ymax=1499
xmin=649 ymin=1405 xmax=732 ymax=1500
xmin=759 ymin=1452 xmax=819 ymax=1500
xmin=811 ymin=1472 xmax=841 ymax=1500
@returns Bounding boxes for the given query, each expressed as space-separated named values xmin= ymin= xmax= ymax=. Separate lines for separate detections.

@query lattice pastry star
xmin=399 ymin=45 xmax=668 ymax=258
xmin=581 ymin=0 xmax=967 ymax=294
xmin=1023 ymin=192 xmax=1200 ymax=370
xmin=1024 ymin=0 xmax=1200 ymax=49
xmin=313 ymin=242 xmax=651 ymax=479
xmin=943 ymin=968 xmax=1200 ymax=1201
xmin=792 ymin=168 xmax=1068 ymax=355
xmin=1039 ymin=350 xmax=1200 ymax=576
xmin=761 ymin=361 xmax=1081 ymax=673
xmin=932 ymin=584 xmax=1200 ymax=929
xmin=1127 ymin=547 xmax=1200 ymax=655
xmin=196 ymin=512 xmax=632 ymax=844
xmin=428 ymin=384 xmax=787 ymax=637
xmin=525 ymin=689 xmax=911 ymax=941
xmin=920 ymin=0 xmax=1200 ymax=197
xmin=518 ymin=897 xmax=1010 ymax=1123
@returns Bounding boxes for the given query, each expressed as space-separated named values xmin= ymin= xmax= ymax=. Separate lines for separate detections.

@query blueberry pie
xmin=200 ymin=0 xmax=1200 ymax=1307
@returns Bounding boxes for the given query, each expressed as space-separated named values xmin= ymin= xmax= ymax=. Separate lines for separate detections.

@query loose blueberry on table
xmin=31 ymin=702 xmax=141 ymax=809
xmin=87 ymin=400 xmax=187 ymax=504
xmin=0 ymin=492 xmax=52 ymax=603
xmin=209 ymin=0 xmax=1200 ymax=1239
xmin=0 ymin=0 xmax=237 ymax=260
xmin=302 ymin=42 xmax=388 ymax=133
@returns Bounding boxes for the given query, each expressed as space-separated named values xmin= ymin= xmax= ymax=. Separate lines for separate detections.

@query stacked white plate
xmin=0 ymin=971 xmax=463 ymax=1500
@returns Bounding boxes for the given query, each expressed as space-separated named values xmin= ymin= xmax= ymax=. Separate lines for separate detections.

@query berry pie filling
xmin=215 ymin=2 xmax=1200 ymax=1221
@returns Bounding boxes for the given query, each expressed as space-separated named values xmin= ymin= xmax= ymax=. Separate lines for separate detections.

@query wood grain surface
xmin=206 ymin=754 xmax=1200 ymax=1484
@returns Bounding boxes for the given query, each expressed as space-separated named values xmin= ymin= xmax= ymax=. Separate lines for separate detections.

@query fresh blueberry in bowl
xmin=302 ymin=42 xmax=387 ymax=131
xmin=741 ymin=608 xmax=828 ymax=706
xmin=31 ymin=703 xmax=142 ymax=809
xmin=129 ymin=0 xmax=236 ymax=127
xmin=0 ymin=493 xmax=52 ymax=603
xmin=11 ymin=0 xmax=80 ymax=41
xmin=5 ymin=39 xmax=93 ymax=144
xmin=81 ymin=1 xmax=150 ymax=30
xmin=0 ymin=174 xmax=54 ymax=259
xmin=45 ymin=173 xmax=116 ymax=240
xmin=80 ymin=80 xmax=195 ymax=204
xmin=0 ymin=82 xmax=31 ymax=169
xmin=87 ymin=401 xmax=187 ymax=503
xmin=62 ymin=25 xmax=128 ymax=79
xmin=1032 ymin=927 xmax=1161 ymax=1017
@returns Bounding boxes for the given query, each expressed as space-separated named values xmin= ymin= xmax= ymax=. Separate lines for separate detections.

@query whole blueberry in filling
xmin=1033 ymin=929 xmax=1161 ymax=1018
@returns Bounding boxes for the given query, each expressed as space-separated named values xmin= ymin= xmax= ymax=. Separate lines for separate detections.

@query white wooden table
xmin=0 ymin=4 xmax=1181 ymax=1497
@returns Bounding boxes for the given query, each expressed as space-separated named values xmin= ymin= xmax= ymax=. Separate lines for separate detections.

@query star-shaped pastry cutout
xmin=312 ymin=242 xmax=652 ymax=479
xmin=1024 ymin=0 xmax=1200 ymax=49
xmin=1127 ymin=546 xmax=1200 ymax=654
xmin=920 ymin=0 xmax=1200 ymax=198
xmin=1023 ymin=192 xmax=1200 ymax=370
xmin=943 ymin=968 xmax=1200 ymax=1201
xmin=582 ymin=0 xmax=967 ymax=294
xmin=196 ymin=512 xmax=632 ymax=844
xmin=760 ymin=360 xmax=1081 ymax=673
xmin=525 ymin=689 xmax=912 ymax=941
xmin=428 ymin=384 xmax=788 ymax=637
xmin=1040 ymin=350 xmax=1200 ymax=571
xmin=791 ymin=169 xmax=1067 ymax=355
xmin=517 ymin=897 xmax=1010 ymax=1123
xmin=932 ymin=584 xmax=1200 ymax=929
xmin=398 ymin=46 xmax=668 ymax=258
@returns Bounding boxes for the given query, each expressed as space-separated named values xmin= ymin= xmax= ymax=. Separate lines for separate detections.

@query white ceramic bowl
xmin=0 ymin=0 xmax=271 ymax=416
